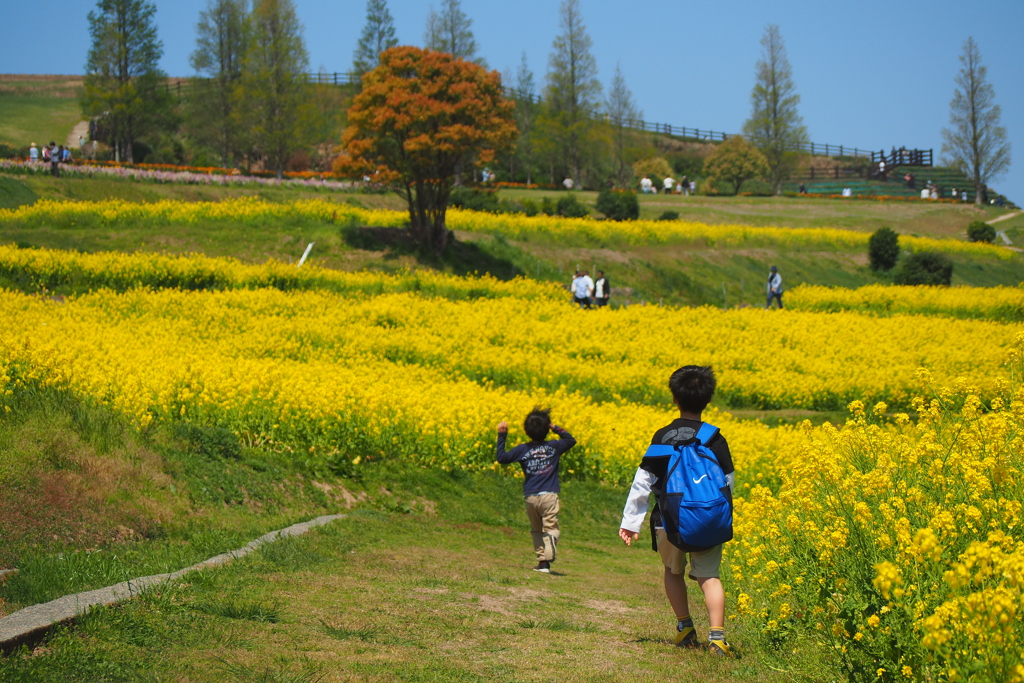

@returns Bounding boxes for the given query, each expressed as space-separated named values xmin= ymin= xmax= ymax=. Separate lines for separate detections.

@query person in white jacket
xmin=618 ymin=365 xmax=735 ymax=656
xmin=765 ymin=266 xmax=783 ymax=309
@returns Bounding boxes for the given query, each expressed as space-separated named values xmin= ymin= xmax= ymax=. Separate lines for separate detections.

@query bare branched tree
xmin=424 ymin=0 xmax=483 ymax=65
xmin=940 ymin=37 xmax=1011 ymax=205
xmin=605 ymin=63 xmax=641 ymax=188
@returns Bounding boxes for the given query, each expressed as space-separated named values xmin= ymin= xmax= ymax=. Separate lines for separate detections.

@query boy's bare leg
xmin=696 ymin=576 xmax=725 ymax=628
xmin=664 ymin=567 xmax=690 ymax=619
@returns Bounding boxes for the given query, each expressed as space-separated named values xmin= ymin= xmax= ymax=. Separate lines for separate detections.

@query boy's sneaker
xmin=532 ymin=561 xmax=551 ymax=573
xmin=673 ymin=626 xmax=699 ymax=648
xmin=707 ymin=639 xmax=733 ymax=657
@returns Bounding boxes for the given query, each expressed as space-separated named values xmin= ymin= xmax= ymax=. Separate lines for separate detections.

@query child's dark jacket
xmin=496 ymin=427 xmax=576 ymax=495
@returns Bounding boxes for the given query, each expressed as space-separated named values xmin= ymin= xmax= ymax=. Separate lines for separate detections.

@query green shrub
xmin=556 ymin=193 xmax=590 ymax=218
xmin=0 ymin=142 xmax=25 ymax=159
xmin=595 ymin=189 xmax=640 ymax=221
xmin=868 ymin=227 xmax=900 ymax=272
xmin=657 ymin=211 xmax=680 ymax=221
xmin=967 ymin=221 xmax=996 ymax=243
xmin=449 ymin=187 xmax=502 ymax=213
xmin=893 ymin=252 xmax=953 ymax=286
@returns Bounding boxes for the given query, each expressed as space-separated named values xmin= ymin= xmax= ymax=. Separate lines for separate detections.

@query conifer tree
xmin=188 ymin=0 xmax=248 ymax=166
xmin=235 ymin=0 xmax=310 ymax=178
xmin=742 ymin=24 xmax=807 ymax=194
xmin=82 ymin=0 xmax=174 ymax=162
xmin=352 ymin=0 xmax=398 ymax=76
xmin=544 ymin=0 xmax=602 ymax=185
xmin=941 ymin=37 xmax=1011 ymax=205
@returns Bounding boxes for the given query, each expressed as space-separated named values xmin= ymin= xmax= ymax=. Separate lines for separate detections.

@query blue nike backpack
xmin=652 ymin=422 xmax=733 ymax=551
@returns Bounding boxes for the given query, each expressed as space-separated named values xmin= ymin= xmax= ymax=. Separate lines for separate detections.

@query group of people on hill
xmin=640 ymin=174 xmax=695 ymax=196
xmin=496 ymin=365 xmax=735 ymax=656
xmin=569 ymin=269 xmax=610 ymax=308
xmin=570 ymin=267 xmax=783 ymax=310
xmin=28 ymin=141 xmax=71 ymax=176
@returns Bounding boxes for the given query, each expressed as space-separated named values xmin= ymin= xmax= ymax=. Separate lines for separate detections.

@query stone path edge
xmin=0 ymin=513 xmax=346 ymax=654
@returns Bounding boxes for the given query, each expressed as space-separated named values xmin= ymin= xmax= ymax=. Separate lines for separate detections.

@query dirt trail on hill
xmin=988 ymin=211 xmax=1021 ymax=224
xmin=67 ymin=121 xmax=89 ymax=149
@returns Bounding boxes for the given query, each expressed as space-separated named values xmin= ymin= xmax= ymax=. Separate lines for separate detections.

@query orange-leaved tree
xmin=334 ymin=46 xmax=517 ymax=256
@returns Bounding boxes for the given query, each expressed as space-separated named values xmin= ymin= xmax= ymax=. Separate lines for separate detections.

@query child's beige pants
xmin=525 ymin=493 xmax=560 ymax=561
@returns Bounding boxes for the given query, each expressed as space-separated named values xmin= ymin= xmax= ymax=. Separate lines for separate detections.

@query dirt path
xmin=67 ymin=120 xmax=89 ymax=149
xmin=988 ymin=210 xmax=1021 ymax=224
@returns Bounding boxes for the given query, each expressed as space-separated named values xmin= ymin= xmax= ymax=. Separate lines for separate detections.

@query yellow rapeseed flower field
xmin=0 ymin=244 xmax=560 ymax=301
xmin=0 ymin=241 xmax=1020 ymax=678
xmin=0 ymin=197 xmax=1013 ymax=258
xmin=791 ymin=283 xmax=1024 ymax=321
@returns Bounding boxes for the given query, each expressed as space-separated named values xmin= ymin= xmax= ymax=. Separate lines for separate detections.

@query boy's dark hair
xmin=669 ymin=365 xmax=717 ymax=413
xmin=524 ymin=408 xmax=551 ymax=442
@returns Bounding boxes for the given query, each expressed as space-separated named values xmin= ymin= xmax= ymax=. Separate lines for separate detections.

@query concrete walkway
xmin=0 ymin=514 xmax=346 ymax=653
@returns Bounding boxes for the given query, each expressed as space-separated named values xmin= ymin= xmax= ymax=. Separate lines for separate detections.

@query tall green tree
xmin=352 ymin=0 xmax=398 ymax=76
xmin=940 ymin=37 xmax=1011 ymax=205
xmin=187 ymin=0 xmax=248 ymax=167
xmin=742 ymin=24 xmax=807 ymax=194
xmin=424 ymin=0 xmax=483 ymax=65
xmin=544 ymin=0 xmax=602 ymax=186
xmin=235 ymin=0 xmax=310 ymax=178
xmin=605 ymin=63 xmax=641 ymax=188
xmin=82 ymin=0 xmax=174 ymax=162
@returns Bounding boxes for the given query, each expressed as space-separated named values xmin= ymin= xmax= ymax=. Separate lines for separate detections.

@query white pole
xmin=297 ymin=241 xmax=315 ymax=267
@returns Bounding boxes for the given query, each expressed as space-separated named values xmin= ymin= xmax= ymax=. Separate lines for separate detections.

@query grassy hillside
xmin=0 ymin=76 xmax=84 ymax=150
xmin=0 ymin=392 xmax=817 ymax=682
xmin=1 ymin=177 xmax=1019 ymax=307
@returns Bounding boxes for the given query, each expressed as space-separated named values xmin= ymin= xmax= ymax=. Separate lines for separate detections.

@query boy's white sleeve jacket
xmin=620 ymin=468 xmax=657 ymax=533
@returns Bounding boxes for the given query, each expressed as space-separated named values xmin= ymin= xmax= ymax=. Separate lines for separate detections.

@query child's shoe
xmin=707 ymin=639 xmax=733 ymax=657
xmin=532 ymin=560 xmax=551 ymax=573
xmin=673 ymin=625 xmax=699 ymax=648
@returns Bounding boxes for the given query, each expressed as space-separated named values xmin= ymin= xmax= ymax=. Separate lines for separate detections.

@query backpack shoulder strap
xmin=643 ymin=444 xmax=675 ymax=458
xmin=695 ymin=422 xmax=719 ymax=447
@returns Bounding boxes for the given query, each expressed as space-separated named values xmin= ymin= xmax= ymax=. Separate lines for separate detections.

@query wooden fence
xmin=162 ymin=74 xmax=882 ymax=160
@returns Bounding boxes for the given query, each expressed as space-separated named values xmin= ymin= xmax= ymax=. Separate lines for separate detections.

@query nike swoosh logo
xmin=692 ymin=475 xmax=709 ymax=484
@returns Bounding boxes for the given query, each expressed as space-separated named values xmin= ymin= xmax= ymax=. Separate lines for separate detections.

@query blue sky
xmin=3 ymin=0 xmax=1022 ymax=200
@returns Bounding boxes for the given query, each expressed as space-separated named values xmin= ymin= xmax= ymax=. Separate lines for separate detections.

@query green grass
xmin=0 ymin=176 xmax=37 ymax=210
xmin=0 ymin=464 xmax=831 ymax=682
xmin=496 ymin=188 xmax=1017 ymax=238
xmin=2 ymin=175 xmax=1021 ymax=306
xmin=0 ymin=387 xmax=353 ymax=612
xmin=0 ymin=95 xmax=82 ymax=150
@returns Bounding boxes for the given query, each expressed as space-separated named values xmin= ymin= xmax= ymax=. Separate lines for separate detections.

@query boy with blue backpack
xmin=619 ymin=365 xmax=735 ymax=655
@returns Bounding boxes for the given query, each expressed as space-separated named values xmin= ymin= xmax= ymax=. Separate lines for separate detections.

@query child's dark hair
xmin=669 ymin=365 xmax=716 ymax=413
xmin=524 ymin=408 xmax=551 ymax=442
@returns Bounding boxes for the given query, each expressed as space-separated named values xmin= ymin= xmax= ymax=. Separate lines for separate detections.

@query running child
xmin=496 ymin=409 xmax=576 ymax=573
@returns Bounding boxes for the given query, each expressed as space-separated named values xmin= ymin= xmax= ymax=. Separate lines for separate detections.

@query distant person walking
xmin=29 ymin=143 xmax=38 ymax=161
xmin=594 ymin=270 xmax=610 ymax=307
xmin=765 ymin=266 xmax=783 ymax=310
xmin=48 ymin=142 xmax=60 ymax=177
xmin=680 ymin=175 xmax=689 ymax=196
xmin=640 ymin=175 xmax=653 ymax=194
xmin=663 ymin=176 xmax=675 ymax=194
xmin=572 ymin=270 xmax=594 ymax=309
